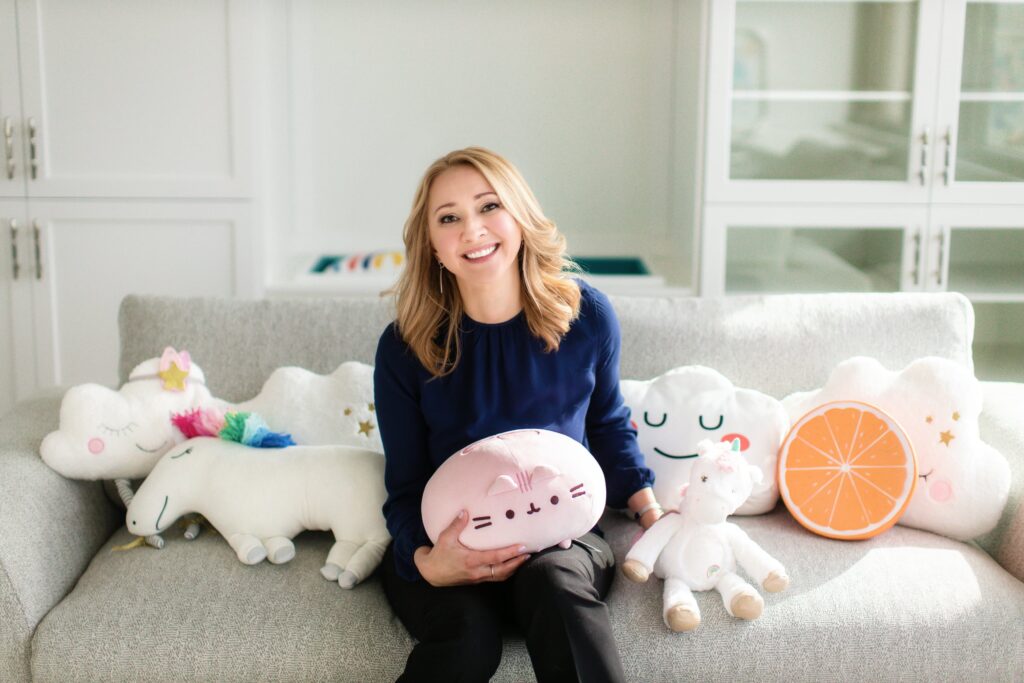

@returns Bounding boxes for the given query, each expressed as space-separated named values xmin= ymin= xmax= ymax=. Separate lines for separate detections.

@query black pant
xmin=380 ymin=532 xmax=626 ymax=683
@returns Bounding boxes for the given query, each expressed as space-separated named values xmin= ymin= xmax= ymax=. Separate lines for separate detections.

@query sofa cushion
xmin=31 ymin=509 xmax=1024 ymax=682
xmin=118 ymin=292 xmax=974 ymax=403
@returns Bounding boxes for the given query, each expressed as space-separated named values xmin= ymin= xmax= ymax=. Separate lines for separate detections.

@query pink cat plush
xmin=421 ymin=429 xmax=607 ymax=552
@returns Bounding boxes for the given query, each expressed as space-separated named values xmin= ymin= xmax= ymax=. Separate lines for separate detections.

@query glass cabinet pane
xmin=725 ymin=226 xmax=906 ymax=293
xmin=733 ymin=1 xmax=918 ymax=91
xmin=731 ymin=100 xmax=911 ymax=180
xmin=956 ymin=2 xmax=1024 ymax=182
xmin=962 ymin=3 xmax=1024 ymax=91
xmin=947 ymin=227 xmax=1024 ymax=296
xmin=730 ymin=1 xmax=919 ymax=181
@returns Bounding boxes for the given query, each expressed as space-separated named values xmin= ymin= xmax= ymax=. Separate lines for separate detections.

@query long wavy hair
xmin=388 ymin=147 xmax=581 ymax=377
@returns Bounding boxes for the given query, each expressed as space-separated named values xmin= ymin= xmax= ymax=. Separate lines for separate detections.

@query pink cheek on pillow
xmin=721 ymin=433 xmax=750 ymax=451
xmin=928 ymin=478 xmax=954 ymax=503
xmin=88 ymin=438 xmax=105 ymax=455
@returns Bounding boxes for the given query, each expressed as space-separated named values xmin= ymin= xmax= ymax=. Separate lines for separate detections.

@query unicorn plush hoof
xmin=763 ymin=570 xmax=790 ymax=593
xmin=265 ymin=537 xmax=295 ymax=564
xmin=338 ymin=570 xmax=358 ymax=589
xmin=183 ymin=522 xmax=201 ymax=540
xmin=320 ymin=563 xmax=342 ymax=581
xmin=229 ymin=534 xmax=267 ymax=565
xmin=730 ymin=592 xmax=764 ymax=620
xmin=622 ymin=559 xmax=649 ymax=583
xmin=145 ymin=534 xmax=165 ymax=550
xmin=666 ymin=605 xmax=701 ymax=632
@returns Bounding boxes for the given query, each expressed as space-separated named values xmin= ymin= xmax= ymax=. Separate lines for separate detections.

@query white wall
xmin=264 ymin=0 xmax=704 ymax=289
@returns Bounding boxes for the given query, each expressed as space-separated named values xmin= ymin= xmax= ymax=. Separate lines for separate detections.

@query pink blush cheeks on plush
xmin=928 ymin=478 xmax=954 ymax=503
xmin=421 ymin=429 xmax=607 ymax=553
xmin=88 ymin=438 xmax=105 ymax=454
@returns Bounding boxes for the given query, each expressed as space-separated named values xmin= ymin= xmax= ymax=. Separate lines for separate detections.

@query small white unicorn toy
xmin=623 ymin=439 xmax=789 ymax=631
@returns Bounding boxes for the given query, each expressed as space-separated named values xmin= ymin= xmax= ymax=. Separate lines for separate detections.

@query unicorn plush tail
xmin=172 ymin=408 xmax=295 ymax=448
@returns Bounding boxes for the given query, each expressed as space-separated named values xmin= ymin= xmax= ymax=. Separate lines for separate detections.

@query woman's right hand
xmin=413 ymin=510 xmax=531 ymax=587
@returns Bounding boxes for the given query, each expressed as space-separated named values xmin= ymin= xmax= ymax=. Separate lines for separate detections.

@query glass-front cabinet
xmin=700 ymin=0 xmax=1024 ymax=380
xmin=705 ymin=0 xmax=943 ymax=203
xmin=704 ymin=0 xmax=1024 ymax=205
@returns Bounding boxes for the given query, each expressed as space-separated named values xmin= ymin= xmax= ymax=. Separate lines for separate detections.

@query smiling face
xmin=427 ymin=164 xmax=523 ymax=297
xmin=621 ymin=366 xmax=788 ymax=515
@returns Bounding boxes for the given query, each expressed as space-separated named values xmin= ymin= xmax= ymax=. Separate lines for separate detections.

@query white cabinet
xmin=13 ymin=0 xmax=254 ymax=199
xmin=0 ymin=0 xmax=257 ymax=413
xmin=700 ymin=0 xmax=1024 ymax=380
xmin=27 ymin=201 xmax=254 ymax=390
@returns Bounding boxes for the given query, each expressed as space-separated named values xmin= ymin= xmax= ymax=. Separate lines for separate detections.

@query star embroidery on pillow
xmin=939 ymin=430 xmax=955 ymax=446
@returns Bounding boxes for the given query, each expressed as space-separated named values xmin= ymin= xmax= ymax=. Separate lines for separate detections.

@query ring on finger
xmin=490 ymin=564 xmax=495 ymax=579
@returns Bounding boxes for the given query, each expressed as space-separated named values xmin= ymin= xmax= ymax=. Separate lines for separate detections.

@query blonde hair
xmin=389 ymin=147 xmax=581 ymax=377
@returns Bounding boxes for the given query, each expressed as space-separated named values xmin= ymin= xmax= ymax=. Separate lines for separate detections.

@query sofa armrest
xmin=976 ymin=381 xmax=1024 ymax=582
xmin=0 ymin=392 xmax=121 ymax=682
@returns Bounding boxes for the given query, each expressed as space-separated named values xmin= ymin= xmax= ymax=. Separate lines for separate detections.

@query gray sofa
xmin=2 ymin=291 xmax=1022 ymax=682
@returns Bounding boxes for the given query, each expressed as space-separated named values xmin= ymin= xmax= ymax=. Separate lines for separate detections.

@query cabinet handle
xmin=3 ymin=116 xmax=13 ymax=180
xmin=32 ymin=220 xmax=42 ymax=280
xmin=8 ymin=219 xmax=18 ymax=280
xmin=910 ymin=228 xmax=921 ymax=286
xmin=942 ymin=127 xmax=952 ymax=186
xmin=934 ymin=230 xmax=945 ymax=287
xmin=918 ymin=127 xmax=929 ymax=186
xmin=27 ymin=117 xmax=37 ymax=181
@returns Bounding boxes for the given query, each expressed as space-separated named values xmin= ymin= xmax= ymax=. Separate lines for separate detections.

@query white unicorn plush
xmin=623 ymin=439 xmax=789 ymax=631
xmin=126 ymin=437 xmax=391 ymax=588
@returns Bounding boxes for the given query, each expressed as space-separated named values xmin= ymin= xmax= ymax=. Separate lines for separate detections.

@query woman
xmin=374 ymin=147 xmax=663 ymax=683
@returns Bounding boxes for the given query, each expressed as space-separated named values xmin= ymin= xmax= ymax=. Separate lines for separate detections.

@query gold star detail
xmin=939 ymin=430 xmax=955 ymax=446
xmin=358 ymin=420 xmax=375 ymax=436
xmin=925 ymin=416 xmax=933 ymax=424
xmin=368 ymin=403 xmax=375 ymax=412
xmin=952 ymin=411 xmax=960 ymax=421
xmin=158 ymin=362 xmax=189 ymax=392
xmin=343 ymin=408 xmax=352 ymax=416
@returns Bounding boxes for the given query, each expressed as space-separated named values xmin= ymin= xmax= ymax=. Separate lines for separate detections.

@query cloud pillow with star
xmin=233 ymin=361 xmax=382 ymax=453
xmin=41 ymin=347 xmax=218 ymax=480
xmin=782 ymin=356 xmax=1010 ymax=541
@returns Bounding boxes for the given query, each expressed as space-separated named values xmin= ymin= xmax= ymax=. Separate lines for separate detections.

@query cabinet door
xmin=0 ymin=0 xmax=26 ymax=199
xmin=926 ymin=205 xmax=1024 ymax=299
xmin=15 ymin=0 xmax=253 ymax=199
xmin=701 ymin=204 xmax=929 ymax=296
xmin=931 ymin=204 xmax=1024 ymax=381
xmin=704 ymin=0 xmax=943 ymax=204
xmin=0 ymin=199 xmax=35 ymax=414
xmin=26 ymin=201 xmax=254 ymax=390
xmin=931 ymin=0 xmax=1024 ymax=203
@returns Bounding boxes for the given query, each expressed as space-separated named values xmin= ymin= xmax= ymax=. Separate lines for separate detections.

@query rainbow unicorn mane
xmin=172 ymin=408 xmax=295 ymax=448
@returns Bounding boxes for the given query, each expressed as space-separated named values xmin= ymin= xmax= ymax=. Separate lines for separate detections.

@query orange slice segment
xmin=778 ymin=400 xmax=916 ymax=540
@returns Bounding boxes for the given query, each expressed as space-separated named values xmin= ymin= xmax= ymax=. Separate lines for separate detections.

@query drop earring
xmin=438 ymin=261 xmax=444 ymax=294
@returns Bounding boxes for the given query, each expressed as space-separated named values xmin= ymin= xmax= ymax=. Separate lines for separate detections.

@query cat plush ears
xmin=487 ymin=465 xmax=561 ymax=496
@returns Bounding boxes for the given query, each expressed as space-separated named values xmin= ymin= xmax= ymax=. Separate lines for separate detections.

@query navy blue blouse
xmin=373 ymin=279 xmax=654 ymax=581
